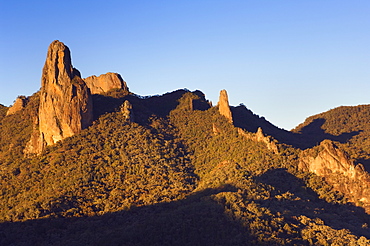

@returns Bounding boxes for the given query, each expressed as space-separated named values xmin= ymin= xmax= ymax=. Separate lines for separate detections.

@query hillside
xmin=293 ymin=105 xmax=370 ymax=170
xmin=0 ymin=41 xmax=370 ymax=245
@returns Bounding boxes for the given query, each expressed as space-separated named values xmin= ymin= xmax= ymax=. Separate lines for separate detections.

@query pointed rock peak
xmin=256 ymin=127 xmax=264 ymax=137
xmin=25 ymin=40 xmax=93 ymax=155
xmin=42 ymin=40 xmax=77 ymax=88
xmin=218 ymin=89 xmax=233 ymax=123
xmin=84 ymin=72 xmax=129 ymax=94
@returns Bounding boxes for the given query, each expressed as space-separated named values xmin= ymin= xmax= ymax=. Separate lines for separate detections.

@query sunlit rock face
xmin=218 ymin=89 xmax=233 ymax=123
xmin=6 ymin=96 xmax=27 ymax=116
xmin=84 ymin=72 xmax=128 ymax=94
xmin=299 ymin=140 xmax=370 ymax=212
xmin=25 ymin=40 xmax=93 ymax=155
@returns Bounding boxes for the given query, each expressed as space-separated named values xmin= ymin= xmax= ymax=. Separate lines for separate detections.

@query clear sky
xmin=1 ymin=1 xmax=369 ymax=130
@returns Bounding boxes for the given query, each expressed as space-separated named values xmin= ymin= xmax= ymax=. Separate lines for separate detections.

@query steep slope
xmin=0 ymin=104 xmax=8 ymax=119
xmin=0 ymin=110 xmax=195 ymax=221
xmin=0 ymin=93 xmax=39 ymax=162
xmin=231 ymin=104 xmax=313 ymax=149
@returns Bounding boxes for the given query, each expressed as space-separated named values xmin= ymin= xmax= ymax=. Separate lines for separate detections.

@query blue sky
xmin=1 ymin=1 xmax=369 ymax=130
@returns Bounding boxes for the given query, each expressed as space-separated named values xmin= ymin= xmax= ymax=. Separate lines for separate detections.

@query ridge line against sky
xmin=1 ymin=0 xmax=369 ymax=130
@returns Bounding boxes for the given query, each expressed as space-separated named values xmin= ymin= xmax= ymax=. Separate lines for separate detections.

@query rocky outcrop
xmin=6 ymin=96 xmax=27 ymax=116
xmin=218 ymin=90 xmax=233 ymax=123
xmin=120 ymin=100 xmax=134 ymax=122
xmin=25 ymin=40 xmax=93 ymax=155
xmin=238 ymin=127 xmax=279 ymax=153
xmin=84 ymin=72 xmax=128 ymax=94
xmin=299 ymin=140 xmax=370 ymax=212
xmin=212 ymin=123 xmax=221 ymax=135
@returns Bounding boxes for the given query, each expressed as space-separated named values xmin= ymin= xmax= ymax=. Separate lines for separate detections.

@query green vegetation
xmin=293 ymin=105 xmax=370 ymax=169
xmin=0 ymin=90 xmax=369 ymax=245
xmin=0 ymin=104 xmax=8 ymax=119
xmin=0 ymin=93 xmax=39 ymax=162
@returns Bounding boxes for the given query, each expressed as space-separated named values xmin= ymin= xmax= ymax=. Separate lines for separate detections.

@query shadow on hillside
xmin=232 ymin=105 xmax=361 ymax=149
xmin=92 ymin=89 xmax=210 ymax=124
xmin=0 ymin=186 xmax=254 ymax=246
xmin=356 ymin=158 xmax=370 ymax=173
xmin=257 ymin=168 xmax=370 ymax=238
xmin=1 ymin=173 xmax=370 ymax=245
xmin=93 ymin=91 xmax=360 ymax=150
xmin=297 ymin=118 xmax=361 ymax=148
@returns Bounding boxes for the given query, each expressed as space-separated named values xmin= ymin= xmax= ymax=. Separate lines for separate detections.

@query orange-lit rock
xmin=218 ymin=89 xmax=233 ymax=123
xmin=25 ymin=40 xmax=93 ymax=154
xmin=84 ymin=72 xmax=128 ymax=94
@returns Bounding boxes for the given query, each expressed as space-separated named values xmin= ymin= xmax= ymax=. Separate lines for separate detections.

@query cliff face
xmin=84 ymin=72 xmax=128 ymax=94
xmin=218 ymin=89 xmax=233 ymax=123
xmin=25 ymin=40 xmax=93 ymax=154
xmin=299 ymin=140 xmax=370 ymax=212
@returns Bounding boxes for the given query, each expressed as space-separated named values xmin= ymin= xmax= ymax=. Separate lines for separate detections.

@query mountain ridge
xmin=1 ymin=40 xmax=370 ymax=245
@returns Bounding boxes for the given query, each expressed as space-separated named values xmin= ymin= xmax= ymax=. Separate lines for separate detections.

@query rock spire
xmin=25 ymin=40 xmax=93 ymax=154
xmin=218 ymin=89 xmax=233 ymax=123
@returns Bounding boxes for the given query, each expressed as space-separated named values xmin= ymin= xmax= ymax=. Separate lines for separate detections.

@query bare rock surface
xmin=25 ymin=40 xmax=93 ymax=154
xmin=218 ymin=89 xmax=233 ymax=123
xmin=299 ymin=140 xmax=370 ymax=212
xmin=84 ymin=72 xmax=128 ymax=94
xmin=6 ymin=96 xmax=27 ymax=116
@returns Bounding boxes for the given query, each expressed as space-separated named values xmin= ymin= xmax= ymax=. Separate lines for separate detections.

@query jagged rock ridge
xmin=25 ymin=40 xmax=93 ymax=154
xmin=299 ymin=140 xmax=370 ymax=212
xmin=237 ymin=127 xmax=279 ymax=153
xmin=6 ymin=96 xmax=27 ymax=116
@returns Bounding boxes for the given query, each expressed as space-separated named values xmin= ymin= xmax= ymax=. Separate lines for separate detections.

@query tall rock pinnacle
xmin=218 ymin=89 xmax=233 ymax=123
xmin=25 ymin=40 xmax=93 ymax=154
